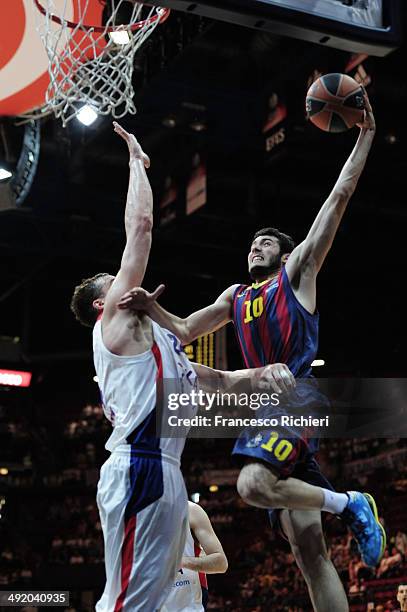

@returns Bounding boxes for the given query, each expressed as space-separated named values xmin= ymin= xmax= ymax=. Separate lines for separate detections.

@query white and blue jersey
xmin=93 ymin=318 xmax=197 ymax=612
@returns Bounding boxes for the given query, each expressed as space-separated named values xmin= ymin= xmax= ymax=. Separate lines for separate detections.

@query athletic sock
xmin=321 ymin=489 xmax=348 ymax=514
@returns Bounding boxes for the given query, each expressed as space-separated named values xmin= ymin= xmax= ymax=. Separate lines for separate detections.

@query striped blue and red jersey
xmin=232 ymin=267 xmax=318 ymax=378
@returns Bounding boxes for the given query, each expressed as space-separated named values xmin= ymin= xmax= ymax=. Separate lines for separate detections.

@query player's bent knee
xmin=236 ymin=462 xmax=278 ymax=505
xmin=236 ymin=472 xmax=257 ymax=504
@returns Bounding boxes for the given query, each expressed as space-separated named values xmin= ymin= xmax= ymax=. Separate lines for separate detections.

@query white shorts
xmin=96 ymin=446 xmax=188 ymax=612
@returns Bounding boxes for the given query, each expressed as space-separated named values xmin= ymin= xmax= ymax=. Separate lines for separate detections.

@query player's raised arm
xmin=117 ymin=283 xmax=238 ymax=344
xmin=285 ymin=93 xmax=375 ymax=313
xmin=102 ymin=122 xmax=153 ymax=322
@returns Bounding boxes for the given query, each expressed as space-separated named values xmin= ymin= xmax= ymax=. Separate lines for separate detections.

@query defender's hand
xmin=356 ymin=90 xmax=375 ymax=132
xmin=117 ymin=284 xmax=165 ymax=310
xmin=113 ymin=121 xmax=150 ymax=168
xmin=254 ymin=363 xmax=296 ymax=394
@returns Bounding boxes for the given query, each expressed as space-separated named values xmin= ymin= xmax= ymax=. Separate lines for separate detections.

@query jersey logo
xmin=167 ymin=333 xmax=185 ymax=355
xmin=177 ymin=361 xmax=196 ymax=391
xmin=246 ymin=433 xmax=264 ymax=448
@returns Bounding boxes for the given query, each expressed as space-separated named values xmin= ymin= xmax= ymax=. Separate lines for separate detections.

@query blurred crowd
xmin=0 ymin=401 xmax=406 ymax=611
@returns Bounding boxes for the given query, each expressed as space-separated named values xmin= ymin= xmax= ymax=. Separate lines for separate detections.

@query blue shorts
xmin=232 ymin=378 xmax=329 ymax=475
xmin=232 ymin=379 xmax=334 ymax=535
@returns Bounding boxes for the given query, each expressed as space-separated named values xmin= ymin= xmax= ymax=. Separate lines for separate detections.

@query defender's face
xmin=398 ymin=585 xmax=407 ymax=610
xmin=248 ymin=235 xmax=281 ymax=276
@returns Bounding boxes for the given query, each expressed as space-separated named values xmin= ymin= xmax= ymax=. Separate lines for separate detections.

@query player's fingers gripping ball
xmin=306 ymin=73 xmax=365 ymax=132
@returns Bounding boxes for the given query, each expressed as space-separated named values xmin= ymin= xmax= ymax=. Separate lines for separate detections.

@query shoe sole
xmin=363 ymin=492 xmax=387 ymax=563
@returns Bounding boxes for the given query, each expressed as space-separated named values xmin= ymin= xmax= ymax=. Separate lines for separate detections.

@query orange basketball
xmin=306 ymin=73 xmax=365 ymax=133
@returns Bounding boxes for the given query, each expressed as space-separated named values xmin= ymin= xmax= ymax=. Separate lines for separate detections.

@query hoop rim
xmin=32 ymin=0 xmax=171 ymax=33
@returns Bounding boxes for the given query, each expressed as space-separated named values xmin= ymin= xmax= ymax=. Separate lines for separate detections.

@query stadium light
xmin=311 ymin=359 xmax=325 ymax=367
xmin=162 ymin=116 xmax=177 ymax=128
xmin=0 ymin=468 xmax=8 ymax=476
xmin=93 ymin=375 xmax=99 ymax=383
xmin=109 ymin=30 xmax=131 ymax=45
xmin=191 ymin=492 xmax=200 ymax=503
xmin=190 ymin=121 xmax=206 ymax=132
xmin=0 ymin=168 xmax=12 ymax=181
xmin=0 ymin=369 xmax=32 ymax=387
xmin=77 ymin=105 xmax=98 ymax=126
xmin=0 ymin=159 xmax=13 ymax=182
xmin=209 ymin=485 xmax=219 ymax=493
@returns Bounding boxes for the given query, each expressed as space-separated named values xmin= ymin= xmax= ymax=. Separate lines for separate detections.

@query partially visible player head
xmin=397 ymin=584 xmax=407 ymax=611
xmin=70 ymin=273 xmax=114 ymax=327
xmin=248 ymin=227 xmax=295 ymax=281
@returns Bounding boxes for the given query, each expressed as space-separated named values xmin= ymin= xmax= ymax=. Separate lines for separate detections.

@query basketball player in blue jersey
xmin=117 ymin=93 xmax=386 ymax=611
xmin=71 ymin=123 xmax=297 ymax=612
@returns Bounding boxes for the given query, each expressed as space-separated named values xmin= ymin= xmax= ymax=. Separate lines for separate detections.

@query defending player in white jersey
xmin=70 ymin=123 xmax=296 ymax=612
xmin=163 ymin=501 xmax=228 ymax=612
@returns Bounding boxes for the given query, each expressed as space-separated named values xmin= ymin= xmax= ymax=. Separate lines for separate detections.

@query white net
xmin=30 ymin=0 xmax=169 ymax=126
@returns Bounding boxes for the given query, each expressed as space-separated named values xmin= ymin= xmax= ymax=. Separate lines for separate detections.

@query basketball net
xmin=29 ymin=0 xmax=169 ymax=126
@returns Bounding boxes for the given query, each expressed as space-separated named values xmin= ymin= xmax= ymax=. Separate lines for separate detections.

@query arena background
xmin=0 ymin=1 xmax=406 ymax=610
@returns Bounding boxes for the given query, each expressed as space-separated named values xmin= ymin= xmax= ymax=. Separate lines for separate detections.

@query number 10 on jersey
xmin=244 ymin=297 xmax=264 ymax=323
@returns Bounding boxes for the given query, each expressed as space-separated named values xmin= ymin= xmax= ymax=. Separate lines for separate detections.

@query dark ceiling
xmin=1 ymin=5 xmax=406 ymax=389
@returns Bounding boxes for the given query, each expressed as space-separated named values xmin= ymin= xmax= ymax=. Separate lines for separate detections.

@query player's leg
xmin=96 ymin=454 xmax=129 ymax=612
xmin=236 ymin=458 xmax=345 ymax=512
xmin=122 ymin=478 xmax=188 ymax=611
xmin=276 ymin=456 xmax=348 ymax=611
xmin=96 ymin=451 xmax=188 ymax=612
xmin=280 ymin=509 xmax=348 ymax=612
xmin=234 ymin=431 xmax=385 ymax=568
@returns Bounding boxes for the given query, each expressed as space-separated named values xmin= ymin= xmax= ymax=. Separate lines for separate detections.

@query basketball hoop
xmin=29 ymin=0 xmax=170 ymax=126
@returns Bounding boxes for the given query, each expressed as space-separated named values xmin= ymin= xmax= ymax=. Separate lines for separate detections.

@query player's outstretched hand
xmin=356 ymin=89 xmax=375 ymax=132
xmin=255 ymin=363 xmax=296 ymax=394
xmin=113 ymin=121 xmax=150 ymax=168
xmin=117 ymin=284 xmax=165 ymax=310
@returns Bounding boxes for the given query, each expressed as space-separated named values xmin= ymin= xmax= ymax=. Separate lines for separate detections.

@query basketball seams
xmin=317 ymin=74 xmax=361 ymax=104
xmin=306 ymin=73 xmax=364 ymax=132
xmin=328 ymin=109 xmax=333 ymax=133
xmin=318 ymin=78 xmax=339 ymax=104
xmin=338 ymin=73 xmax=343 ymax=98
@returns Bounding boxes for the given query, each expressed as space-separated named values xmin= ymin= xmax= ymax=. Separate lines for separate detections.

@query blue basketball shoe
xmin=341 ymin=491 xmax=386 ymax=567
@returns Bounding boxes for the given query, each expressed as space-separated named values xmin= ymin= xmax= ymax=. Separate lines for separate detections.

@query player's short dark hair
xmin=252 ymin=227 xmax=295 ymax=255
xmin=70 ymin=273 xmax=111 ymax=328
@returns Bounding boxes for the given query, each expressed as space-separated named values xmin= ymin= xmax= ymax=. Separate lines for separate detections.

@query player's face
xmin=248 ymin=235 xmax=282 ymax=279
xmin=397 ymin=585 xmax=407 ymax=610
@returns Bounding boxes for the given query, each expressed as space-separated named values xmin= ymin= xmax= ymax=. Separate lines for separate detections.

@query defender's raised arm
xmin=101 ymin=122 xmax=153 ymax=323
